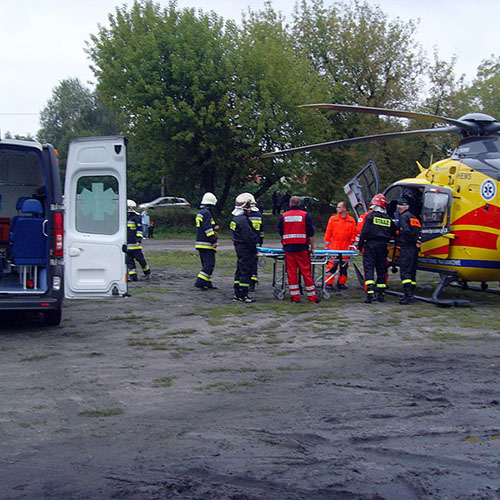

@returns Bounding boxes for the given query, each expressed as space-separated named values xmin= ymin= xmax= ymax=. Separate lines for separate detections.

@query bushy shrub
xmin=149 ymin=208 xmax=195 ymax=235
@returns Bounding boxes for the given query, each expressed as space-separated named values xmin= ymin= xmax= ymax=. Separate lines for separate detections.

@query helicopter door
xmin=64 ymin=136 xmax=128 ymax=299
xmin=343 ymin=159 xmax=380 ymax=219
xmin=420 ymin=185 xmax=453 ymax=259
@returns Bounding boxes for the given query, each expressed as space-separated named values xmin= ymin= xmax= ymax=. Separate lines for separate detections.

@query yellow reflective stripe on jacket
xmin=195 ymin=243 xmax=216 ymax=250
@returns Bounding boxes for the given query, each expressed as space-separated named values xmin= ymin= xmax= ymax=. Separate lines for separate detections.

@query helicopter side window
xmin=422 ymin=191 xmax=449 ymax=225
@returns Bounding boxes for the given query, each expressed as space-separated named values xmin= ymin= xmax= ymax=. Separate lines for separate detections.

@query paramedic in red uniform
xmin=324 ymin=201 xmax=356 ymax=290
xmin=278 ymin=196 xmax=320 ymax=303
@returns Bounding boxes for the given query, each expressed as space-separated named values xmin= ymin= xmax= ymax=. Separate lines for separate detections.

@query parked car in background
xmin=297 ymin=196 xmax=320 ymax=210
xmin=138 ymin=197 xmax=191 ymax=210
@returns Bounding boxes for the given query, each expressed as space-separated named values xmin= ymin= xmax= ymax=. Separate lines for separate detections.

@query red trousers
xmin=285 ymin=250 xmax=319 ymax=302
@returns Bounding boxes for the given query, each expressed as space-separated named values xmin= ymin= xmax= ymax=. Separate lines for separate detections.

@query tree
xmin=289 ymin=0 xmax=427 ymax=200
xmin=465 ymin=56 xmax=500 ymax=119
xmin=86 ymin=0 xmax=328 ymax=210
xmin=37 ymin=78 xmax=121 ymax=172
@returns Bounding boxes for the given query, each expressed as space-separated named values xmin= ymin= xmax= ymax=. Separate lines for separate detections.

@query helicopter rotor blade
xmin=299 ymin=103 xmax=479 ymax=134
xmin=261 ymin=126 xmax=459 ymax=158
xmin=484 ymin=122 xmax=500 ymax=134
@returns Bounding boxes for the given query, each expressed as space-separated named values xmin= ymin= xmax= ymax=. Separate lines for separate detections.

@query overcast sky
xmin=1 ymin=0 xmax=498 ymax=137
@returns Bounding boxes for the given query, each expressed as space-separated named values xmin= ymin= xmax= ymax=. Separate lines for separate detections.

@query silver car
xmin=138 ymin=196 xmax=191 ymax=210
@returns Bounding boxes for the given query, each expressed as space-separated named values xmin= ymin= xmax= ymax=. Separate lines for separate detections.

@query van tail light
xmin=54 ymin=212 xmax=64 ymax=257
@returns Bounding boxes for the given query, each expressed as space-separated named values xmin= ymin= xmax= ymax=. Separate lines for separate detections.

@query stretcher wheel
xmin=274 ymin=289 xmax=285 ymax=300
xmin=322 ymin=290 xmax=331 ymax=299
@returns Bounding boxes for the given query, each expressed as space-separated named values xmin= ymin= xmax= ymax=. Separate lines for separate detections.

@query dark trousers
xmin=234 ymin=243 xmax=256 ymax=298
xmin=400 ymin=244 xmax=419 ymax=284
xmin=195 ymin=248 xmax=216 ymax=287
xmin=127 ymin=249 xmax=150 ymax=277
xmin=362 ymin=240 xmax=388 ymax=289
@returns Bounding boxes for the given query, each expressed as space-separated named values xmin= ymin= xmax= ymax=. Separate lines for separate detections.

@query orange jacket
xmin=354 ymin=210 xmax=372 ymax=246
xmin=324 ymin=213 xmax=356 ymax=250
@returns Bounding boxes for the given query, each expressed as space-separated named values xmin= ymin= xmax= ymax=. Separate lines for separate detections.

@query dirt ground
xmin=1 ymin=238 xmax=500 ymax=499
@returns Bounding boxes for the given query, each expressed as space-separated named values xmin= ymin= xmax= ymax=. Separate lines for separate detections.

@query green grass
xmin=147 ymin=249 xmax=237 ymax=271
xmin=427 ymin=331 xmax=467 ymax=342
xmin=109 ymin=313 xmax=148 ymax=322
xmin=20 ymin=353 xmax=57 ymax=362
xmin=152 ymin=376 xmax=174 ymax=388
xmin=78 ymin=407 xmax=124 ymax=417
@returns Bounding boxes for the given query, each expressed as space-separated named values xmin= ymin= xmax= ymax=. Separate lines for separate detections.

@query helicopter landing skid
xmin=354 ymin=264 xmax=469 ymax=306
xmin=389 ymin=274 xmax=469 ymax=307
xmin=451 ymin=282 xmax=500 ymax=295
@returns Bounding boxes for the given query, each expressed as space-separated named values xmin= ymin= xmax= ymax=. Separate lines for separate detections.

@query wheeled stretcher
xmin=257 ymin=247 xmax=357 ymax=300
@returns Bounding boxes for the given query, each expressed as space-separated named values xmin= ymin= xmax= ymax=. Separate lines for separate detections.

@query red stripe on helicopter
xmin=421 ymin=245 xmax=449 ymax=256
xmin=453 ymin=230 xmax=498 ymax=250
xmin=453 ymin=205 xmax=500 ymax=230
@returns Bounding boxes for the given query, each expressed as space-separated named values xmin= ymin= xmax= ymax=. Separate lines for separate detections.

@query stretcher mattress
xmin=257 ymin=247 xmax=357 ymax=256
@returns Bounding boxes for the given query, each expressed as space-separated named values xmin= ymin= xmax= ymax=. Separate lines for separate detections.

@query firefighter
xmin=230 ymin=193 xmax=259 ymax=303
xmin=357 ymin=194 xmax=396 ymax=303
xmin=194 ymin=192 xmax=219 ymax=290
xmin=126 ymin=199 xmax=151 ymax=281
xmin=278 ymin=196 xmax=320 ymax=303
xmin=324 ymin=201 xmax=357 ymax=290
xmin=247 ymin=194 xmax=264 ymax=292
xmin=397 ymin=197 xmax=422 ymax=305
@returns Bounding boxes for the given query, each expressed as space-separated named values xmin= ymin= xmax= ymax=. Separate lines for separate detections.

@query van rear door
xmin=64 ymin=137 xmax=127 ymax=298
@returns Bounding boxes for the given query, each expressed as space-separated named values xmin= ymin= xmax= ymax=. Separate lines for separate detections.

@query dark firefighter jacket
xmin=248 ymin=209 xmax=264 ymax=246
xmin=230 ymin=213 xmax=259 ymax=251
xmin=195 ymin=206 xmax=218 ymax=250
xmin=397 ymin=210 xmax=422 ymax=246
xmin=358 ymin=211 xmax=396 ymax=252
xmin=127 ymin=213 xmax=143 ymax=250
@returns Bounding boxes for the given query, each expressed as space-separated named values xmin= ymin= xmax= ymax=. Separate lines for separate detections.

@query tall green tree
xmin=465 ymin=56 xmax=500 ymax=119
xmin=87 ymin=1 xmax=242 ymax=207
xmin=37 ymin=78 xmax=121 ymax=172
xmin=86 ymin=0 xmax=328 ymax=210
xmin=289 ymin=0 xmax=426 ymax=200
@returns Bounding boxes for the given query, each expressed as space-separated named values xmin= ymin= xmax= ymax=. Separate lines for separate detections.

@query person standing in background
xmin=324 ymin=201 xmax=356 ymax=290
xmin=141 ymin=209 xmax=150 ymax=239
xmin=194 ymin=192 xmax=218 ymax=290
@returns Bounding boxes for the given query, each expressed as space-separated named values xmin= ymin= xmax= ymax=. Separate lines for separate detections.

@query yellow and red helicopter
xmin=262 ymin=103 xmax=500 ymax=306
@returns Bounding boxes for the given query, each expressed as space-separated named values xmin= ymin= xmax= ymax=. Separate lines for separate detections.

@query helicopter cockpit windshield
xmin=453 ymin=136 xmax=500 ymax=158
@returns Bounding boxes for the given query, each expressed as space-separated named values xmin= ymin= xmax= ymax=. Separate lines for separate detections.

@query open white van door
xmin=64 ymin=137 xmax=128 ymax=299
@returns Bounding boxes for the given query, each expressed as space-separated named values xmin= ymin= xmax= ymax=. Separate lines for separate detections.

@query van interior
xmin=0 ymin=147 xmax=49 ymax=294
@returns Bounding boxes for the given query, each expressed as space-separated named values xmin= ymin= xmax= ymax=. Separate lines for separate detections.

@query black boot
xmin=377 ymin=292 xmax=385 ymax=302
xmin=399 ymin=284 xmax=414 ymax=305
xmin=364 ymin=284 xmax=375 ymax=303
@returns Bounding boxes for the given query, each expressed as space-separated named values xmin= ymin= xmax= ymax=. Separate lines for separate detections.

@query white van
xmin=0 ymin=136 xmax=128 ymax=325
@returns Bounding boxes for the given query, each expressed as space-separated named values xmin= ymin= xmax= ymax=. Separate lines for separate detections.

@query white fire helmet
xmin=201 ymin=192 xmax=217 ymax=206
xmin=235 ymin=192 xmax=253 ymax=211
xmin=127 ymin=199 xmax=138 ymax=213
